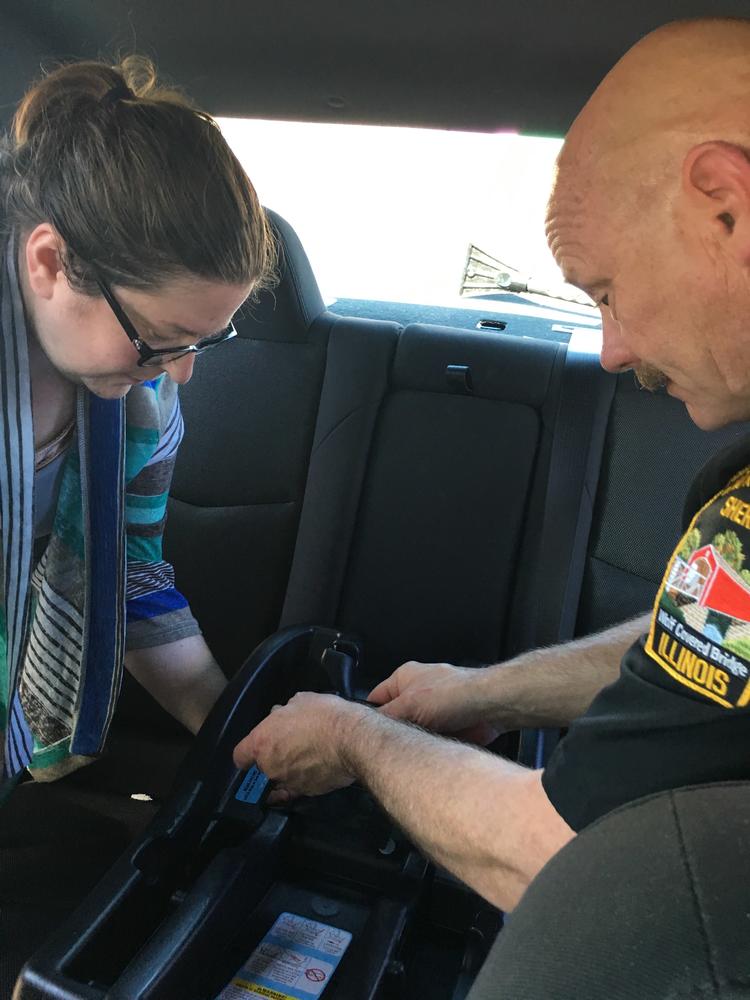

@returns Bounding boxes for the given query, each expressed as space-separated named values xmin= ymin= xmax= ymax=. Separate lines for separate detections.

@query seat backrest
xmin=576 ymin=375 xmax=748 ymax=636
xmin=282 ymin=321 xmax=569 ymax=680
xmin=467 ymin=781 xmax=750 ymax=999
xmin=163 ymin=210 xmax=336 ymax=672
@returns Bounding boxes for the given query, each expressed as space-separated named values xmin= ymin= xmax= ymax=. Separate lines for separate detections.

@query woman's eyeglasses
xmin=96 ymin=276 xmax=237 ymax=368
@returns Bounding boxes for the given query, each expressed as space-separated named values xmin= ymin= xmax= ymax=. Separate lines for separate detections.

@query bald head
xmin=563 ymin=18 xmax=750 ymax=181
xmin=547 ymin=17 xmax=750 ymax=431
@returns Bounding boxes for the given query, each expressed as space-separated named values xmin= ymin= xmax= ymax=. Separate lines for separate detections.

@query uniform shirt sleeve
xmin=542 ymin=636 xmax=750 ymax=831
xmin=124 ymin=381 xmax=201 ymax=651
xmin=543 ymin=445 xmax=750 ymax=832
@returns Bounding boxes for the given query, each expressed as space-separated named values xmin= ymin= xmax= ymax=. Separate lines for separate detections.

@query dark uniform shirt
xmin=543 ymin=436 xmax=750 ymax=831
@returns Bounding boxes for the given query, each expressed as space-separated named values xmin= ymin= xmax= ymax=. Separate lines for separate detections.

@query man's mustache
xmin=634 ymin=364 xmax=668 ymax=391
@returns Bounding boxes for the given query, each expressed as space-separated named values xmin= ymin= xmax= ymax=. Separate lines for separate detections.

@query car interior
xmin=4 ymin=2 xmax=750 ymax=998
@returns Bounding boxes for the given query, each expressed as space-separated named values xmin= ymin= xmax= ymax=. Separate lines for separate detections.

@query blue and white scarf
xmin=0 ymin=234 xmax=200 ymax=800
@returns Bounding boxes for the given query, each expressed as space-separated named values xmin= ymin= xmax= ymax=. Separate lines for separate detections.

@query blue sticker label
xmin=217 ymin=912 xmax=352 ymax=1000
xmin=235 ymin=765 xmax=270 ymax=805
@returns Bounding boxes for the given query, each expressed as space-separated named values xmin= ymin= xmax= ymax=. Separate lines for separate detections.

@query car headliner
xmin=2 ymin=1 xmax=749 ymax=134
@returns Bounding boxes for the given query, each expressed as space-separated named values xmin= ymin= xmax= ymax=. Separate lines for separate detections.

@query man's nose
xmin=162 ymin=352 xmax=196 ymax=384
xmin=599 ymin=309 xmax=639 ymax=374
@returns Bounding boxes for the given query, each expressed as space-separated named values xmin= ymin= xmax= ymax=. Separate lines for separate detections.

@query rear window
xmin=217 ymin=119 xmax=578 ymax=311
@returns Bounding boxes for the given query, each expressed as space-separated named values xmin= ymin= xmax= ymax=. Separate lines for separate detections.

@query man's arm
xmin=478 ymin=611 xmax=651 ymax=728
xmin=125 ymin=634 xmax=227 ymax=735
xmin=234 ymin=694 xmax=574 ymax=911
xmin=369 ymin=613 xmax=651 ymax=737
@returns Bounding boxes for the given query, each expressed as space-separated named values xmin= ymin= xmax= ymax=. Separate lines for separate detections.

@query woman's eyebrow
xmin=161 ymin=320 xmax=226 ymax=340
xmin=133 ymin=309 xmax=216 ymax=342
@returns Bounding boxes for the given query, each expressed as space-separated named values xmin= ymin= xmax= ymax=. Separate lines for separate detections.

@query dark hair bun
xmin=2 ymin=55 xmax=277 ymax=298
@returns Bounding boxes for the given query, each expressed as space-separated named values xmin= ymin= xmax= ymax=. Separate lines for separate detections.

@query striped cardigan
xmin=0 ymin=235 xmax=200 ymax=801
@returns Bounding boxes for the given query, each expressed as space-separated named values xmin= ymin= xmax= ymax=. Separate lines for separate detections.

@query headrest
xmin=238 ymin=209 xmax=326 ymax=344
xmin=469 ymin=781 xmax=750 ymax=999
xmin=392 ymin=324 xmax=563 ymax=407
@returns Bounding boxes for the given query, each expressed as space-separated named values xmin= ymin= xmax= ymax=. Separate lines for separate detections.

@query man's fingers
xmin=267 ymin=787 xmax=300 ymax=805
xmin=367 ymin=676 xmax=400 ymax=705
xmin=369 ymin=662 xmax=448 ymax=705
xmin=233 ymin=702 xmax=287 ymax=769
xmin=453 ymin=722 xmax=501 ymax=745
xmin=233 ymin=731 xmax=256 ymax=770
xmin=377 ymin=695 xmax=411 ymax=720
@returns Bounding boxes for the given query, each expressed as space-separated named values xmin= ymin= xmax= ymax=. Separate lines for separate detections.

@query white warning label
xmin=216 ymin=912 xmax=352 ymax=1000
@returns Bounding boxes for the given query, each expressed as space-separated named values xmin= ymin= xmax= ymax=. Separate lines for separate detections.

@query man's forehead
xmin=545 ymin=169 xmax=609 ymax=289
xmin=542 ymin=17 xmax=750 ymax=292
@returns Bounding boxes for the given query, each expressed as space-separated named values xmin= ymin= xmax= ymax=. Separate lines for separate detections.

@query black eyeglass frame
xmin=95 ymin=276 xmax=237 ymax=367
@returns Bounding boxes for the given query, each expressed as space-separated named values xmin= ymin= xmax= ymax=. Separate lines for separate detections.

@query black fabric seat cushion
xmin=467 ymin=782 xmax=750 ymax=999
xmin=339 ymin=389 xmax=541 ymax=673
xmin=577 ymin=379 xmax=747 ymax=635
xmin=282 ymin=322 xmax=565 ymax=678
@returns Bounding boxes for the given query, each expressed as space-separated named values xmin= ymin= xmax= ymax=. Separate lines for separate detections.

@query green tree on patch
xmin=678 ymin=528 xmax=702 ymax=560
xmin=712 ymin=530 xmax=745 ymax=571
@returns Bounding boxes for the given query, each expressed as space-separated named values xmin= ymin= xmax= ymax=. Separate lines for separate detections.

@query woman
xmin=0 ymin=55 xmax=276 ymax=803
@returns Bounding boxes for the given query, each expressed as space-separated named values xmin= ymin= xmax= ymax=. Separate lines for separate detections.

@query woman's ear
xmin=23 ymin=223 xmax=65 ymax=300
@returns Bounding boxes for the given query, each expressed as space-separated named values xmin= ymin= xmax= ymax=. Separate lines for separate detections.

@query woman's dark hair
xmin=0 ymin=55 xmax=277 ymax=295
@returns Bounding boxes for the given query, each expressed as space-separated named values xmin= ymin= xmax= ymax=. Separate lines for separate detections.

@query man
xmin=234 ymin=16 xmax=750 ymax=912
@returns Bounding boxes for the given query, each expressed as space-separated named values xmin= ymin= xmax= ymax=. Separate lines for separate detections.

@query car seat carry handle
xmin=167 ymin=625 xmax=326 ymax=835
xmin=129 ymin=624 xmax=351 ymax=851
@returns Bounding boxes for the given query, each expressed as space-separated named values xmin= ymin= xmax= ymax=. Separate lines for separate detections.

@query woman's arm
xmin=125 ymin=633 xmax=226 ymax=734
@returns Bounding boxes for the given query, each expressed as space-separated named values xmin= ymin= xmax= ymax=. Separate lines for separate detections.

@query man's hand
xmin=368 ymin=661 xmax=500 ymax=745
xmin=234 ymin=686 xmax=574 ymax=910
xmin=232 ymin=693 xmax=368 ymax=800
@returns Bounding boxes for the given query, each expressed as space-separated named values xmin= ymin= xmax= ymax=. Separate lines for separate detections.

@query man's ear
xmin=24 ymin=223 xmax=65 ymax=300
xmin=684 ymin=142 xmax=750 ymax=259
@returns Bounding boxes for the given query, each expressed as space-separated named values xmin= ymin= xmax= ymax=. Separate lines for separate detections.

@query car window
xmin=217 ymin=118 xmax=578 ymax=310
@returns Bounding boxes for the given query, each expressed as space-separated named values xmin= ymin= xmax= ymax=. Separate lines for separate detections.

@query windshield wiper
xmin=460 ymin=244 xmax=595 ymax=308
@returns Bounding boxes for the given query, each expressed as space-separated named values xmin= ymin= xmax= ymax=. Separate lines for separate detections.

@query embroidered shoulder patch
xmin=645 ymin=464 xmax=750 ymax=708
